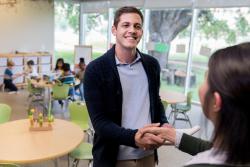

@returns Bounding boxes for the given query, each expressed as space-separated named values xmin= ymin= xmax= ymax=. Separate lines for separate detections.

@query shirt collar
xmin=115 ymin=52 xmax=141 ymax=66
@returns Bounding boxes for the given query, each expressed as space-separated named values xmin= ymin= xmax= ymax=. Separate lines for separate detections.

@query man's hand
xmin=135 ymin=123 xmax=165 ymax=150
xmin=161 ymin=123 xmax=173 ymax=128
xmin=138 ymin=125 xmax=176 ymax=144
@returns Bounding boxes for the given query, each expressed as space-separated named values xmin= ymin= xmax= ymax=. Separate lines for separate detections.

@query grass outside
xmin=169 ymin=53 xmax=209 ymax=64
xmin=160 ymin=66 xmax=206 ymax=102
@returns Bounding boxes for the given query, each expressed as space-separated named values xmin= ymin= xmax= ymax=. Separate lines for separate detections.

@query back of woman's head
xmin=205 ymin=42 xmax=250 ymax=164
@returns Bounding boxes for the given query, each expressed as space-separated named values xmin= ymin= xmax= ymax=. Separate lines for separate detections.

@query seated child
xmin=75 ymin=58 xmax=85 ymax=82
xmin=4 ymin=60 xmax=23 ymax=93
xmin=58 ymin=63 xmax=75 ymax=98
xmin=74 ymin=58 xmax=86 ymax=100
xmin=54 ymin=58 xmax=64 ymax=77
xmin=24 ymin=60 xmax=38 ymax=78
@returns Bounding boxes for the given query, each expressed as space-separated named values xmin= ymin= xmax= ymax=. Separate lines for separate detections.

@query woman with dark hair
xmin=54 ymin=58 xmax=64 ymax=76
xmin=24 ymin=60 xmax=38 ymax=77
xmin=139 ymin=42 xmax=250 ymax=166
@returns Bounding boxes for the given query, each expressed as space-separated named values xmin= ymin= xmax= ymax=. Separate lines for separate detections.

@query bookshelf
xmin=0 ymin=52 xmax=53 ymax=88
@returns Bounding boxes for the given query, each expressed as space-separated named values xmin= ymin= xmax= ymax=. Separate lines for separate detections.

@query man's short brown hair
xmin=113 ymin=6 xmax=143 ymax=28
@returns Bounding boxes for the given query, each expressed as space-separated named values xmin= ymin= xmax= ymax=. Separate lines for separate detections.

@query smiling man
xmin=84 ymin=6 xmax=168 ymax=167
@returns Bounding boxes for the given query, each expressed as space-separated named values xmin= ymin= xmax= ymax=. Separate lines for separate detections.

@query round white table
xmin=0 ymin=119 xmax=83 ymax=164
xmin=160 ymin=90 xmax=186 ymax=104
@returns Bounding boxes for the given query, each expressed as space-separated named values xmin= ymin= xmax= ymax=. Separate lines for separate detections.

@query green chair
xmin=173 ymin=91 xmax=193 ymax=127
xmin=0 ymin=163 xmax=20 ymax=167
xmin=69 ymin=142 xmax=93 ymax=167
xmin=51 ymin=83 xmax=70 ymax=110
xmin=68 ymin=102 xmax=90 ymax=131
xmin=26 ymin=78 xmax=43 ymax=98
xmin=52 ymin=83 xmax=70 ymax=100
xmin=161 ymin=100 xmax=168 ymax=111
xmin=68 ymin=102 xmax=93 ymax=167
xmin=68 ymin=102 xmax=94 ymax=140
xmin=0 ymin=103 xmax=11 ymax=124
xmin=168 ymin=103 xmax=177 ymax=120
xmin=26 ymin=78 xmax=45 ymax=112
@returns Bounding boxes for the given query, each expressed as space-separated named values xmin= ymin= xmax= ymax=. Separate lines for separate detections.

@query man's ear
xmin=111 ymin=25 xmax=116 ymax=36
xmin=213 ymin=92 xmax=222 ymax=112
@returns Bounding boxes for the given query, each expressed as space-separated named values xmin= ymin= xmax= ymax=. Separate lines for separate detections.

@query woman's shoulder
xmin=184 ymin=148 xmax=248 ymax=167
xmin=184 ymin=148 xmax=227 ymax=166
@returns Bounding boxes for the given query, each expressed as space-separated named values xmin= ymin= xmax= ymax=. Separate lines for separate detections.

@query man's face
xmin=112 ymin=13 xmax=143 ymax=50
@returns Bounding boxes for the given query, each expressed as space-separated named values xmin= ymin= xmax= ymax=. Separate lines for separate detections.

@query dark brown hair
xmin=204 ymin=42 xmax=250 ymax=164
xmin=62 ymin=63 xmax=71 ymax=72
xmin=27 ymin=60 xmax=34 ymax=66
xmin=113 ymin=6 xmax=143 ymax=28
xmin=55 ymin=58 xmax=64 ymax=71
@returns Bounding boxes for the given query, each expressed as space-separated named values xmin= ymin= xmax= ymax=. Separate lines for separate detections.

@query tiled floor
xmin=0 ymin=89 xmax=214 ymax=167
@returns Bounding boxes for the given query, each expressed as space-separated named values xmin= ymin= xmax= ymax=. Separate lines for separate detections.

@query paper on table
xmin=165 ymin=125 xmax=200 ymax=145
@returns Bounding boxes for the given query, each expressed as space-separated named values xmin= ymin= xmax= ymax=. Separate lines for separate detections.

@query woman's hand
xmin=135 ymin=123 xmax=165 ymax=150
xmin=138 ymin=123 xmax=176 ymax=145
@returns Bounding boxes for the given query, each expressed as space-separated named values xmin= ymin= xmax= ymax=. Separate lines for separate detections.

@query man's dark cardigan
xmin=84 ymin=45 xmax=168 ymax=167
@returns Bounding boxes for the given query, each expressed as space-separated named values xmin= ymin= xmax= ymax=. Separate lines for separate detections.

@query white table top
xmin=160 ymin=90 xmax=186 ymax=104
xmin=0 ymin=119 xmax=83 ymax=164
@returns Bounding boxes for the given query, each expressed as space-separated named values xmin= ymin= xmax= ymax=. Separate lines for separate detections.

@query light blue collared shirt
xmin=116 ymin=52 xmax=153 ymax=160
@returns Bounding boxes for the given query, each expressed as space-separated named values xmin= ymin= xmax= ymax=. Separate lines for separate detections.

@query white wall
xmin=0 ymin=0 xmax=54 ymax=53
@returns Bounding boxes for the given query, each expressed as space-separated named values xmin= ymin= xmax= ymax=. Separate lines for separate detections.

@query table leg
xmin=54 ymin=158 xmax=60 ymax=167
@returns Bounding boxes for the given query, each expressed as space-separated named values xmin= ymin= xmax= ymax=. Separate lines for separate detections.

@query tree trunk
xmin=149 ymin=10 xmax=192 ymax=69
xmin=148 ymin=49 xmax=169 ymax=69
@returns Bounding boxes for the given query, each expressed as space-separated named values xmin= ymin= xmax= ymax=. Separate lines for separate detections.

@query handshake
xmin=135 ymin=123 xmax=176 ymax=150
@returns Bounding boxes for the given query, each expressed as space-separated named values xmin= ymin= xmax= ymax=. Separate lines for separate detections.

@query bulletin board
xmin=74 ymin=45 xmax=92 ymax=65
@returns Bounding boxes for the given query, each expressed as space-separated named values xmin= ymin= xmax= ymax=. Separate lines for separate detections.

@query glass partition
xmin=85 ymin=13 xmax=108 ymax=59
xmin=54 ymin=2 xmax=79 ymax=65
xmin=191 ymin=7 xmax=250 ymax=101
xmin=55 ymin=2 xmax=250 ymax=103
xmin=146 ymin=9 xmax=192 ymax=94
